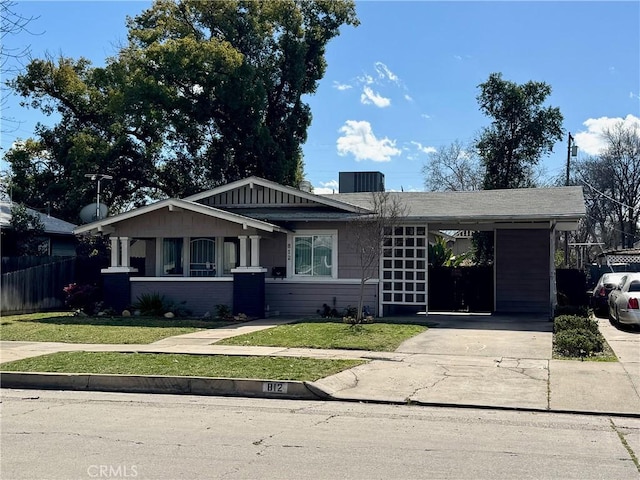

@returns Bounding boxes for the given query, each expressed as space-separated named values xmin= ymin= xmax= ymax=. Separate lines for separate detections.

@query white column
xmin=238 ymin=235 xmax=248 ymax=268
xmin=120 ymin=237 xmax=130 ymax=268
xmin=249 ymin=235 xmax=261 ymax=267
xmin=110 ymin=236 xmax=120 ymax=267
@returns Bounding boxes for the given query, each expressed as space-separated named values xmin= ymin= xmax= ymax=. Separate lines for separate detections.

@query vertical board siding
xmin=265 ymin=282 xmax=377 ymax=317
xmin=202 ymin=186 xmax=313 ymax=207
xmin=1 ymin=257 xmax=76 ymax=314
xmin=130 ymin=281 xmax=233 ymax=316
xmin=495 ymin=229 xmax=550 ymax=314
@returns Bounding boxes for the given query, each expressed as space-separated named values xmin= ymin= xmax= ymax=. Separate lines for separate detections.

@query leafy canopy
xmin=5 ymin=0 xmax=358 ymax=222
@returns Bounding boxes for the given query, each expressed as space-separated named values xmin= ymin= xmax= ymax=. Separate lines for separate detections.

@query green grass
xmin=0 ymin=312 xmax=231 ymax=344
xmin=0 ymin=352 xmax=365 ymax=381
xmin=217 ymin=320 xmax=428 ymax=351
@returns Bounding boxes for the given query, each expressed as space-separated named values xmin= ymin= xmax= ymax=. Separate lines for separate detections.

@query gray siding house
xmin=74 ymin=176 xmax=586 ymax=318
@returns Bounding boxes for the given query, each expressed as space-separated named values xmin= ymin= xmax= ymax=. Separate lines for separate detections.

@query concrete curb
xmin=0 ymin=372 xmax=331 ymax=401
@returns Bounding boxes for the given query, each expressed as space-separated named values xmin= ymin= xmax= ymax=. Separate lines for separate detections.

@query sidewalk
xmin=1 ymin=315 xmax=639 ymax=417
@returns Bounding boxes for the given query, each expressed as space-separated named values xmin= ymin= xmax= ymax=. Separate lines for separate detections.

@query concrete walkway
xmin=1 ymin=314 xmax=639 ymax=416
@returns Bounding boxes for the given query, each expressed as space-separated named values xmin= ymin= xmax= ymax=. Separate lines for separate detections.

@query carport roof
xmin=322 ymin=186 xmax=586 ymax=223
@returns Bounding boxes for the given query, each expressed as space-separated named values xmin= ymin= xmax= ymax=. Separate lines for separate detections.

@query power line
xmin=579 ymin=177 xmax=638 ymax=210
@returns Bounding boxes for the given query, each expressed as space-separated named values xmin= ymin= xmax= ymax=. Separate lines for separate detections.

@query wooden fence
xmin=1 ymin=257 xmax=76 ymax=314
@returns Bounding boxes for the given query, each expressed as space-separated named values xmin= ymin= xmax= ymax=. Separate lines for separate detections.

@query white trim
xmin=287 ymin=229 xmax=338 ymax=279
xmin=130 ymin=277 xmax=233 ymax=282
xmin=183 ymin=176 xmax=370 ymax=214
xmin=74 ymin=197 xmax=288 ymax=235
xmin=101 ymin=266 xmax=138 ymax=274
xmin=231 ymin=267 xmax=268 ymax=274
xmin=266 ymin=278 xmax=379 ymax=284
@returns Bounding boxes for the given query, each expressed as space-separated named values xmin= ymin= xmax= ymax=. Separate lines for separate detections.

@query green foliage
xmin=134 ymin=292 xmax=167 ymax=316
xmin=63 ymin=283 xmax=101 ymax=315
xmin=5 ymin=0 xmax=359 ymax=220
xmin=215 ymin=304 xmax=232 ymax=320
xmin=554 ymin=315 xmax=599 ymax=334
xmin=429 ymin=235 xmax=471 ymax=267
xmin=554 ymin=329 xmax=603 ymax=357
xmin=476 ymin=72 xmax=564 ymax=190
xmin=3 ymin=203 xmax=46 ymax=256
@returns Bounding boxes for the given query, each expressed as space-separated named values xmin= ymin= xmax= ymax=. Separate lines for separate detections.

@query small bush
xmin=215 ymin=304 xmax=233 ymax=320
xmin=134 ymin=293 xmax=167 ymax=316
xmin=63 ymin=283 xmax=100 ymax=315
xmin=554 ymin=329 xmax=603 ymax=357
xmin=555 ymin=304 xmax=589 ymax=317
xmin=554 ymin=315 xmax=599 ymax=334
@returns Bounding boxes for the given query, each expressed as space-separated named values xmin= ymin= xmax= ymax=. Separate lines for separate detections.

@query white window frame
xmin=287 ymin=230 xmax=338 ymax=279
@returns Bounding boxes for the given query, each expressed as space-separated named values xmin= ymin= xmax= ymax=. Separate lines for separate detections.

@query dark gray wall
xmin=265 ymin=281 xmax=377 ymax=317
xmin=130 ymin=280 xmax=233 ymax=316
xmin=495 ymin=229 xmax=550 ymax=314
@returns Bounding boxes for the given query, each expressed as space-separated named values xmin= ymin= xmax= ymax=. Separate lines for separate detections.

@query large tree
xmin=5 ymin=0 xmax=358 ymax=222
xmin=476 ymin=72 xmax=564 ymax=190
xmin=574 ymin=121 xmax=640 ymax=251
xmin=422 ymin=140 xmax=483 ymax=192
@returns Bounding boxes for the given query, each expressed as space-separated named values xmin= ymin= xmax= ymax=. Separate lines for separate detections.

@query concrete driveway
xmin=315 ymin=312 xmax=640 ymax=415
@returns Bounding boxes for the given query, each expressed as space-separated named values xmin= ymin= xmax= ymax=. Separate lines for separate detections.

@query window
xmin=190 ymin=238 xmax=216 ymax=276
xmin=223 ymin=238 xmax=239 ymax=275
xmin=290 ymin=231 xmax=337 ymax=278
xmin=163 ymin=238 xmax=184 ymax=275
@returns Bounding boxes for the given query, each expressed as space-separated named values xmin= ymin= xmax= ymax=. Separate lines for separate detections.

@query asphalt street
xmin=1 ymin=389 xmax=639 ymax=480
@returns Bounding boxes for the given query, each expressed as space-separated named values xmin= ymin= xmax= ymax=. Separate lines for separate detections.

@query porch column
xmin=110 ymin=236 xmax=120 ymax=267
xmin=120 ymin=237 xmax=130 ymax=268
xmin=249 ymin=235 xmax=261 ymax=267
xmin=238 ymin=235 xmax=248 ymax=267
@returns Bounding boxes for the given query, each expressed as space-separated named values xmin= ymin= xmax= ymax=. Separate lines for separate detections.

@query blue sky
xmin=2 ymin=1 xmax=639 ymax=193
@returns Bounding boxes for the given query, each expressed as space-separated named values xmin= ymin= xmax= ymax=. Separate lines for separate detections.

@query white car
xmin=608 ymin=273 xmax=640 ymax=328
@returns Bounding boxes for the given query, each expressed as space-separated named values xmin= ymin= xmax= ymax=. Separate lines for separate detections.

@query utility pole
xmin=564 ymin=133 xmax=577 ymax=266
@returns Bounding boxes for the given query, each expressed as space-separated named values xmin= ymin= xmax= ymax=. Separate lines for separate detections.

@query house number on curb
xmin=263 ymin=382 xmax=288 ymax=394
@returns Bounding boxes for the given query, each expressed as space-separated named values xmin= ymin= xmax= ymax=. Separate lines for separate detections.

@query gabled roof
xmin=0 ymin=201 xmax=77 ymax=235
xmin=324 ymin=186 xmax=586 ymax=223
xmin=184 ymin=176 xmax=370 ymax=214
xmin=73 ymin=198 xmax=289 ymax=235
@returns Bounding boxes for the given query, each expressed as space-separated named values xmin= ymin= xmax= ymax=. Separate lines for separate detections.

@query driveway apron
xmin=316 ymin=313 xmax=554 ymax=410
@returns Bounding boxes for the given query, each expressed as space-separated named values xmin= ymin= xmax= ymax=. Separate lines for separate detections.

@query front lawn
xmin=0 ymin=312 xmax=231 ymax=344
xmin=217 ymin=320 xmax=428 ymax=351
xmin=0 ymin=352 xmax=365 ymax=381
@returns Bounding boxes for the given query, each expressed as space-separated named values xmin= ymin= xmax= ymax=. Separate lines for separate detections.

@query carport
xmin=330 ymin=186 xmax=586 ymax=318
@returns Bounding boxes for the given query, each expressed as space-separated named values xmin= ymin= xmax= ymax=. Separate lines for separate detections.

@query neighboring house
xmin=0 ymin=201 xmax=78 ymax=257
xmin=74 ymin=176 xmax=586 ymax=318
xmin=595 ymin=249 xmax=640 ymax=269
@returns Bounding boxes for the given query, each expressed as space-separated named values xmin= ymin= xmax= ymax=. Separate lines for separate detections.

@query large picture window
xmin=163 ymin=238 xmax=184 ymax=275
xmin=291 ymin=232 xmax=336 ymax=277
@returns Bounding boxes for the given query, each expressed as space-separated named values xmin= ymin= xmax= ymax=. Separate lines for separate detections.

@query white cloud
xmin=575 ymin=114 xmax=640 ymax=155
xmin=333 ymin=81 xmax=352 ymax=91
xmin=313 ymin=179 xmax=339 ymax=194
xmin=404 ymin=94 xmax=413 ymax=102
xmin=357 ymin=74 xmax=375 ymax=85
xmin=410 ymin=141 xmax=437 ymax=155
xmin=337 ymin=120 xmax=401 ymax=162
xmin=454 ymin=55 xmax=462 ymax=61
xmin=630 ymin=91 xmax=640 ymax=101
xmin=374 ymin=62 xmax=400 ymax=85
xmin=421 ymin=113 xmax=431 ymax=119
xmin=360 ymin=86 xmax=391 ymax=108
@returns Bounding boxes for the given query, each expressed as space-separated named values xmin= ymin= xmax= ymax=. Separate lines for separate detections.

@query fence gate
xmin=428 ymin=266 xmax=493 ymax=313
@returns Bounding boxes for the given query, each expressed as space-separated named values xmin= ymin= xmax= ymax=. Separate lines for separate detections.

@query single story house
xmin=0 ymin=201 xmax=78 ymax=257
xmin=74 ymin=176 xmax=586 ymax=318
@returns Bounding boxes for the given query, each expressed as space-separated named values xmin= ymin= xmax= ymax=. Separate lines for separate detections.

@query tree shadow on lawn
xmin=3 ymin=316 xmax=233 ymax=329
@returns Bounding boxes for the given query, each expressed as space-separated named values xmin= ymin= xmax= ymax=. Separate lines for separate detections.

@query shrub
xmin=554 ymin=315 xmax=599 ymax=334
xmin=555 ymin=304 xmax=589 ymax=317
xmin=134 ymin=292 xmax=167 ymax=316
xmin=63 ymin=283 xmax=100 ymax=314
xmin=215 ymin=304 xmax=233 ymax=320
xmin=554 ymin=329 xmax=603 ymax=357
